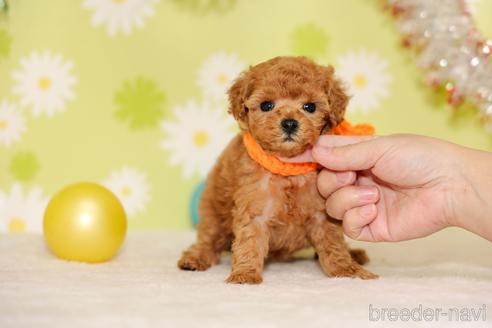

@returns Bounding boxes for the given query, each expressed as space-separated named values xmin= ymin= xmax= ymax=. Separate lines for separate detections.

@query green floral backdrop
xmin=0 ymin=0 xmax=491 ymax=232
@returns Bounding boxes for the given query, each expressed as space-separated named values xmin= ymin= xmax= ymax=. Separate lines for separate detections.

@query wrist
xmin=450 ymin=147 xmax=492 ymax=241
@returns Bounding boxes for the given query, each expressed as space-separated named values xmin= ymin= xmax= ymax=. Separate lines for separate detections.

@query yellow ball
xmin=43 ymin=182 xmax=127 ymax=263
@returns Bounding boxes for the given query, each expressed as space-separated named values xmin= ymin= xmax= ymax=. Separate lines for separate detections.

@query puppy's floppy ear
xmin=321 ymin=65 xmax=349 ymax=132
xmin=227 ymin=71 xmax=253 ymax=127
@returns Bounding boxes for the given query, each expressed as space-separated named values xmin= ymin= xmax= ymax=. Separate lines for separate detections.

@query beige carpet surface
xmin=1 ymin=230 xmax=492 ymax=328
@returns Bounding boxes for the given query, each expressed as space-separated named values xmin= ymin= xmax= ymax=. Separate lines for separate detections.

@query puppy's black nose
xmin=281 ymin=119 xmax=299 ymax=134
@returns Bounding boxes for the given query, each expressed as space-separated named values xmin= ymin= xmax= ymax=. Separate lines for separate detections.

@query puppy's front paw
xmin=329 ymin=263 xmax=378 ymax=280
xmin=178 ymin=252 xmax=212 ymax=271
xmin=226 ymin=271 xmax=263 ymax=284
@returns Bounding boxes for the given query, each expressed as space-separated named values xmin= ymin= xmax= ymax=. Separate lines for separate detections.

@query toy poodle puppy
xmin=178 ymin=56 xmax=377 ymax=284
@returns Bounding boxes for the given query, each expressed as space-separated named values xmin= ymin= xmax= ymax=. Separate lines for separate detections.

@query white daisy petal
xmin=0 ymin=184 xmax=48 ymax=234
xmin=0 ymin=101 xmax=26 ymax=147
xmin=160 ymin=100 xmax=235 ymax=179
xmin=197 ymin=52 xmax=246 ymax=102
xmin=82 ymin=0 xmax=159 ymax=37
xmin=103 ymin=167 xmax=150 ymax=217
xmin=168 ymin=153 xmax=182 ymax=166
xmin=336 ymin=50 xmax=392 ymax=114
xmin=11 ymin=51 xmax=77 ymax=117
xmin=182 ymin=161 xmax=195 ymax=180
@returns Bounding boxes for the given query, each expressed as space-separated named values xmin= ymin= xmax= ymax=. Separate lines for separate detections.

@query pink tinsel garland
xmin=386 ymin=0 xmax=492 ymax=131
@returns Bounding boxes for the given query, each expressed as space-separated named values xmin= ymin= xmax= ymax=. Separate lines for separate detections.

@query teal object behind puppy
xmin=190 ymin=181 xmax=206 ymax=227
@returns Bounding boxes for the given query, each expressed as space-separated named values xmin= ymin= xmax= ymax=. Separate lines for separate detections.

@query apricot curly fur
xmin=178 ymin=56 xmax=378 ymax=284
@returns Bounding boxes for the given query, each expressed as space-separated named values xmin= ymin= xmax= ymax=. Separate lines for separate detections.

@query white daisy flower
xmin=0 ymin=101 xmax=26 ymax=147
xmin=12 ymin=50 xmax=78 ymax=117
xmin=103 ymin=167 xmax=150 ymax=217
xmin=0 ymin=184 xmax=48 ymax=234
xmin=197 ymin=52 xmax=245 ymax=102
xmin=83 ymin=0 xmax=159 ymax=37
xmin=336 ymin=50 xmax=392 ymax=113
xmin=160 ymin=100 xmax=235 ymax=179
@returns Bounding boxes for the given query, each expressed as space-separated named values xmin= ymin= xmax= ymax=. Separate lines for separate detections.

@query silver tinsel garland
xmin=386 ymin=0 xmax=492 ymax=131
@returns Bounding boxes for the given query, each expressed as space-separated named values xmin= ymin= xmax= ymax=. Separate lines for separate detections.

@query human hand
xmin=285 ymin=134 xmax=492 ymax=242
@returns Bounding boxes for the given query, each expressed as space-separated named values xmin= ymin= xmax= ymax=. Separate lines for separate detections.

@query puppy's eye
xmin=303 ymin=103 xmax=316 ymax=113
xmin=260 ymin=101 xmax=275 ymax=112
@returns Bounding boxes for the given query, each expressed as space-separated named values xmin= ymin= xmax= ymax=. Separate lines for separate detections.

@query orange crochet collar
xmin=243 ymin=120 xmax=374 ymax=177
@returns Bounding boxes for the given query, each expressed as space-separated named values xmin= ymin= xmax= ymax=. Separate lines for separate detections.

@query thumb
xmin=280 ymin=135 xmax=377 ymax=164
xmin=279 ymin=148 xmax=314 ymax=163
xmin=312 ymin=135 xmax=387 ymax=171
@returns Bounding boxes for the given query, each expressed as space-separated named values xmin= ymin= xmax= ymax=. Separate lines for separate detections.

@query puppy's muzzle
xmin=281 ymin=118 xmax=299 ymax=135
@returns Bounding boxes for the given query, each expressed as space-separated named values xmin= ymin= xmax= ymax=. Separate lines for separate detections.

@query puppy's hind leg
xmin=316 ymin=248 xmax=369 ymax=265
xmin=178 ymin=197 xmax=231 ymax=271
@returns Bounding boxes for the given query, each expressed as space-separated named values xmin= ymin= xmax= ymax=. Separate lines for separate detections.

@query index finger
xmin=280 ymin=135 xmax=377 ymax=163
xmin=316 ymin=135 xmax=377 ymax=148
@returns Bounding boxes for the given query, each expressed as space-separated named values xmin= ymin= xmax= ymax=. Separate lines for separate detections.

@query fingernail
xmin=336 ymin=171 xmax=354 ymax=184
xmin=359 ymin=204 xmax=376 ymax=218
xmin=357 ymin=187 xmax=378 ymax=201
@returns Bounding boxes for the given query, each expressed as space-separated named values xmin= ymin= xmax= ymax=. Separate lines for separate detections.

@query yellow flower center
xmin=8 ymin=218 xmax=26 ymax=233
xmin=216 ymin=73 xmax=228 ymax=85
xmin=0 ymin=119 xmax=7 ymax=130
xmin=193 ymin=130 xmax=209 ymax=148
xmin=38 ymin=76 xmax=52 ymax=91
xmin=121 ymin=186 xmax=132 ymax=197
xmin=112 ymin=0 xmax=126 ymax=4
xmin=353 ymin=74 xmax=368 ymax=89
